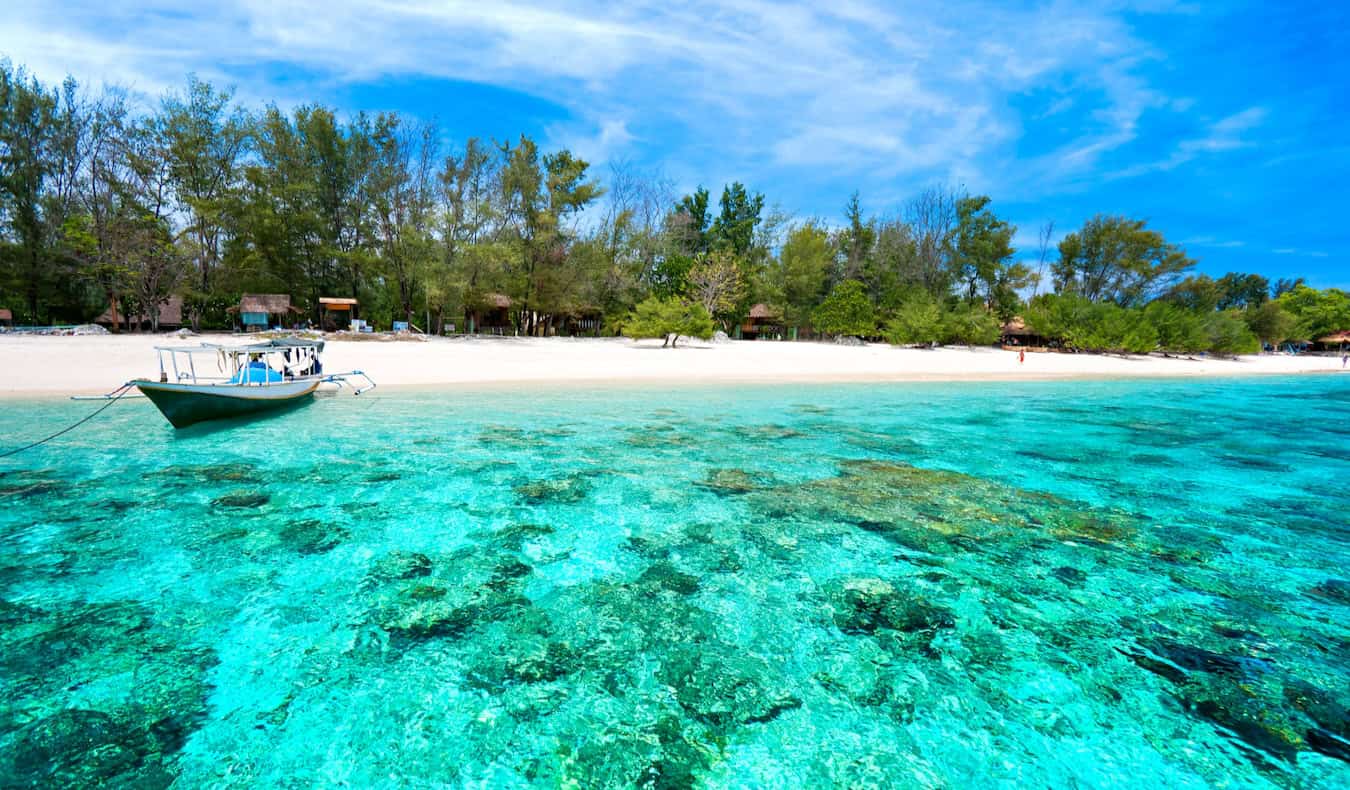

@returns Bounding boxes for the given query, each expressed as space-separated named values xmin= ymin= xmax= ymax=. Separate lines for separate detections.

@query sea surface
xmin=2 ymin=376 xmax=1348 ymax=788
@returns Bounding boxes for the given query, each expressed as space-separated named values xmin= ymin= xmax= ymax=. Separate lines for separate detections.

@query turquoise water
xmin=2 ymin=376 xmax=1348 ymax=788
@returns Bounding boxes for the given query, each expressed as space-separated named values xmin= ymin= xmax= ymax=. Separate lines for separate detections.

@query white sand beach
xmin=1 ymin=333 xmax=1344 ymax=398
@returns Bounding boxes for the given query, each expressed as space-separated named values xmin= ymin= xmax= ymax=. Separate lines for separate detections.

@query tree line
xmin=2 ymin=61 xmax=1347 ymax=352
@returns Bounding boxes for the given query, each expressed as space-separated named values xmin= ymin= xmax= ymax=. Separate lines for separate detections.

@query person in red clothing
xmin=1019 ymin=349 xmax=1025 ymax=364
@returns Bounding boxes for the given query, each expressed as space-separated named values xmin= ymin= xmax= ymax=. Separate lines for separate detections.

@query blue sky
xmin=4 ymin=1 xmax=1347 ymax=286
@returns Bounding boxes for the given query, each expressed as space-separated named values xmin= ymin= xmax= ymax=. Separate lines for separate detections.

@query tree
xmin=710 ymin=182 xmax=763 ymax=257
xmin=621 ymin=296 xmax=713 ymax=347
xmin=1164 ymin=275 xmax=1221 ymax=312
xmin=672 ymin=186 xmax=711 ymax=255
xmin=813 ymin=280 xmax=875 ymax=338
xmin=1204 ymin=310 xmax=1259 ymax=356
xmin=953 ymin=195 xmax=1025 ymax=317
xmin=838 ymin=191 xmax=875 ymax=281
xmin=158 ymin=76 xmax=248 ymax=293
xmin=1215 ymin=272 xmax=1269 ymax=310
xmin=1243 ymin=300 xmax=1294 ymax=349
xmin=686 ymin=249 xmax=744 ymax=320
xmin=1144 ymin=301 xmax=1208 ymax=354
xmin=940 ymin=303 xmax=1001 ymax=346
xmin=776 ymin=222 xmax=832 ymax=329
xmin=1278 ymin=285 xmax=1350 ymax=340
xmin=883 ymin=294 xmax=942 ymax=346
xmin=1053 ymin=215 xmax=1194 ymax=306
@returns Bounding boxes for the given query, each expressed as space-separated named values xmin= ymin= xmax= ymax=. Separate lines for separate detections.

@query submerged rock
xmin=660 ymin=646 xmax=801 ymax=730
xmin=637 ymin=561 xmax=700 ymax=596
xmin=514 ymin=475 xmax=592 ymax=505
xmin=829 ymin=577 xmax=955 ymax=636
xmin=210 ymin=491 xmax=270 ymax=509
xmin=696 ymin=468 xmax=765 ymax=495
xmin=277 ymin=519 xmax=348 ymax=555
xmin=1309 ymin=579 xmax=1350 ymax=605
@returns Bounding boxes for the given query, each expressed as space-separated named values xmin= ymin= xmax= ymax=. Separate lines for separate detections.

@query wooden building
xmin=1000 ymin=316 xmax=1050 ymax=349
xmin=229 ymin=294 xmax=300 ymax=331
xmin=466 ymin=293 xmax=513 ymax=334
xmin=94 ymin=295 xmax=184 ymax=332
xmin=0 ymin=308 xmax=11 ymax=329
xmin=740 ymin=303 xmax=784 ymax=340
xmin=319 ymin=297 xmax=359 ymax=330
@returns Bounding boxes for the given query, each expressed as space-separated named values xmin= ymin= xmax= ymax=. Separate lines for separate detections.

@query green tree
xmin=954 ymin=195 xmax=1024 ymax=317
xmin=673 ymin=187 xmax=711 ymax=255
xmin=838 ymin=191 xmax=875 ymax=281
xmin=1204 ymin=310 xmax=1260 ymax=355
xmin=710 ymin=182 xmax=763 ymax=256
xmin=882 ymin=293 xmax=942 ymax=346
xmin=1053 ymin=215 xmax=1194 ymax=306
xmin=939 ymin=303 xmax=1001 ymax=346
xmin=1277 ymin=285 xmax=1350 ymax=340
xmin=813 ymin=279 xmax=875 ymax=338
xmin=158 ymin=76 xmax=249 ymax=293
xmin=1243 ymin=300 xmax=1294 ymax=349
xmin=1215 ymin=272 xmax=1269 ymax=309
xmin=621 ymin=296 xmax=713 ymax=347
xmin=1143 ymin=301 xmax=1208 ymax=354
xmin=776 ymin=222 xmax=832 ymax=329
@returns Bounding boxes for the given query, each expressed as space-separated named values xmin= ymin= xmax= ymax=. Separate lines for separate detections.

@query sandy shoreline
xmin=1 ymin=333 xmax=1344 ymax=398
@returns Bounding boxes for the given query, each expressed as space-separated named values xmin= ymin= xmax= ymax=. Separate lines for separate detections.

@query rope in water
xmin=0 ymin=382 xmax=134 ymax=459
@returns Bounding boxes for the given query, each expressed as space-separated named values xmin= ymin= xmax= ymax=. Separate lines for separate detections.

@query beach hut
xmin=95 ymin=295 xmax=184 ymax=332
xmin=559 ymin=306 xmax=603 ymax=337
xmin=466 ymin=293 xmax=513 ymax=334
xmin=740 ymin=303 xmax=784 ymax=340
xmin=1315 ymin=330 xmax=1350 ymax=353
xmin=229 ymin=294 xmax=300 ymax=332
xmin=0 ymin=308 xmax=11 ymax=330
xmin=1001 ymin=316 xmax=1049 ymax=349
xmin=319 ymin=297 xmax=359 ymax=330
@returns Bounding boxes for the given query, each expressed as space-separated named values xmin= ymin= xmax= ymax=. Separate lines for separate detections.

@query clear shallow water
xmin=2 ymin=376 xmax=1348 ymax=788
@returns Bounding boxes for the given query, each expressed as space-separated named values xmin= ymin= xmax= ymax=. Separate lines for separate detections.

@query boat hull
xmin=133 ymin=379 xmax=320 ymax=428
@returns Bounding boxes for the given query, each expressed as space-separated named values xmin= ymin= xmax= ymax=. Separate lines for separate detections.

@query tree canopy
xmin=0 ymin=58 xmax=1341 ymax=354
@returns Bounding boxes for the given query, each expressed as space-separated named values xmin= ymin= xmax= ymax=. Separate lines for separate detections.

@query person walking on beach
xmin=1342 ymin=353 xmax=1347 ymax=368
xmin=1019 ymin=349 xmax=1026 ymax=364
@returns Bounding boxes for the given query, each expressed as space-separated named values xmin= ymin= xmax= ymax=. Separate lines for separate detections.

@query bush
xmin=621 ymin=297 xmax=714 ymax=347
xmin=882 ymin=295 xmax=942 ymax=346
xmin=939 ymin=303 xmax=1001 ymax=346
xmin=813 ymin=280 xmax=876 ymax=338
xmin=1204 ymin=310 xmax=1260 ymax=356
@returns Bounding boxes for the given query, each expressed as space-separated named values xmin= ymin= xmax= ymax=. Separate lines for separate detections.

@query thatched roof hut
xmin=1001 ymin=317 xmax=1032 ymax=336
xmin=233 ymin=294 xmax=297 ymax=315
xmin=95 ymin=295 xmax=183 ymax=330
xmin=747 ymin=303 xmax=779 ymax=320
xmin=228 ymin=294 xmax=300 ymax=330
xmin=1318 ymin=330 xmax=1350 ymax=345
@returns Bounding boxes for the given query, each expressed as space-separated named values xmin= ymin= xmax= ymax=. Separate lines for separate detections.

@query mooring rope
xmin=0 ymin=383 xmax=134 ymax=459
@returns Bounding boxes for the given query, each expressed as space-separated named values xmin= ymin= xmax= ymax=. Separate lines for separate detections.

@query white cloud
xmin=0 ymin=0 xmax=1220 ymax=208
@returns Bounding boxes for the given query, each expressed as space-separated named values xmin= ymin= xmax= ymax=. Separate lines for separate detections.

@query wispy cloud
xmin=0 ymin=0 xmax=1210 ymax=199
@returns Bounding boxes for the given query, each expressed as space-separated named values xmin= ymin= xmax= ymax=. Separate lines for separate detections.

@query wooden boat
xmin=127 ymin=338 xmax=374 ymax=428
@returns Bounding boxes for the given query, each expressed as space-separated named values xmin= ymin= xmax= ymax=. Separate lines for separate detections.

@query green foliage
xmin=954 ymin=195 xmax=1025 ymax=318
xmin=621 ymin=297 xmax=714 ymax=347
xmin=1277 ymin=285 xmax=1350 ymax=341
xmin=939 ymin=303 xmax=1002 ymax=346
xmin=777 ymin=223 xmax=832 ymax=327
xmin=1143 ymin=301 xmax=1208 ymax=354
xmin=710 ymin=182 xmax=764 ymax=257
xmin=1053 ymin=215 xmax=1194 ymax=306
xmin=882 ymin=294 xmax=942 ymax=346
xmin=812 ymin=280 xmax=876 ymax=338
xmin=1204 ymin=310 xmax=1260 ymax=356
xmin=1243 ymin=300 xmax=1294 ymax=348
